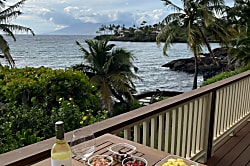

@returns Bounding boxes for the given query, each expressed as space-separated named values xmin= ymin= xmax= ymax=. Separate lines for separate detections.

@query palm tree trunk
xmin=198 ymin=27 xmax=219 ymax=66
xmin=193 ymin=56 xmax=198 ymax=89
xmin=109 ymin=86 xmax=130 ymax=110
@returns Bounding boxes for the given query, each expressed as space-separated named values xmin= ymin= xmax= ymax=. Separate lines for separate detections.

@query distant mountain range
xmin=47 ymin=22 xmax=102 ymax=35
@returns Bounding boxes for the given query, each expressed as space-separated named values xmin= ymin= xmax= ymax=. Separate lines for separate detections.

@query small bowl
xmin=107 ymin=143 xmax=136 ymax=162
xmin=122 ymin=156 xmax=148 ymax=166
xmin=87 ymin=155 xmax=113 ymax=166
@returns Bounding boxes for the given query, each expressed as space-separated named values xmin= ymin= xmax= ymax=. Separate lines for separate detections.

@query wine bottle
xmin=51 ymin=121 xmax=72 ymax=166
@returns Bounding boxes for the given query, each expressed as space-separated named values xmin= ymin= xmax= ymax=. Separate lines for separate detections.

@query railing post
xmin=206 ymin=90 xmax=217 ymax=160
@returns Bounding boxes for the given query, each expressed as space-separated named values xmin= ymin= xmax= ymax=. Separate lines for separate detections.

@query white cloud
xmin=64 ymin=6 xmax=79 ymax=14
xmin=7 ymin=0 xmax=168 ymax=34
xmin=6 ymin=0 xmax=236 ymax=34
xmin=59 ymin=0 xmax=67 ymax=3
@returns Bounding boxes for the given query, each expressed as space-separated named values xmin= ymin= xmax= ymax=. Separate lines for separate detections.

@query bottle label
xmin=51 ymin=158 xmax=72 ymax=166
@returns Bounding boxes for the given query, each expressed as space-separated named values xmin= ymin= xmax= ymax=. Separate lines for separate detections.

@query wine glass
xmin=70 ymin=128 xmax=96 ymax=164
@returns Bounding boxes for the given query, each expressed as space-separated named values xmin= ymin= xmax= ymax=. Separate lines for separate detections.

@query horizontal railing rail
xmin=0 ymin=70 xmax=249 ymax=166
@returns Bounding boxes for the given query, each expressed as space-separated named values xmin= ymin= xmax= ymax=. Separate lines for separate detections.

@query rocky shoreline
xmin=162 ymin=48 xmax=235 ymax=80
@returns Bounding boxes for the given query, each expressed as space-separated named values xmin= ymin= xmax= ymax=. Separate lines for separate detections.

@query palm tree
xmin=156 ymin=0 xmax=228 ymax=89
xmin=225 ymin=0 xmax=250 ymax=67
xmin=0 ymin=0 xmax=34 ymax=68
xmin=75 ymin=39 xmax=141 ymax=111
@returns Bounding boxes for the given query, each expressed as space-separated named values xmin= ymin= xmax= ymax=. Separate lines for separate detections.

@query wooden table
xmin=32 ymin=133 xmax=206 ymax=166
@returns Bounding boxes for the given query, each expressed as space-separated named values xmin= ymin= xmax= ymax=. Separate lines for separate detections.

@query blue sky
xmin=6 ymin=0 xmax=234 ymax=34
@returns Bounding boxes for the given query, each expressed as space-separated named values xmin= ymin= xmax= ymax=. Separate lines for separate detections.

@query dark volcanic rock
xmin=162 ymin=48 xmax=235 ymax=80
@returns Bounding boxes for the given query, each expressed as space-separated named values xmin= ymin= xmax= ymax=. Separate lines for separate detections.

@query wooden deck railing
xmin=0 ymin=70 xmax=249 ymax=166
xmin=106 ymin=70 xmax=250 ymax=163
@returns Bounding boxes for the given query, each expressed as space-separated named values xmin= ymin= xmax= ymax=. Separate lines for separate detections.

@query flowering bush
xmin=0 ymin=66 xmax=101 ymax=112
xmin=0 ymin=66 xmax=108 ymax=153
xmin=51 ymin=97 xmax=108 ymax=132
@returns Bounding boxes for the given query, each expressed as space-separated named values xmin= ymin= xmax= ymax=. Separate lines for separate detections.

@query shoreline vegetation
xmin=93 ymin=21 xmax=220 ymax=43
xmin=94 ymin=34 xmax=219 ymax=43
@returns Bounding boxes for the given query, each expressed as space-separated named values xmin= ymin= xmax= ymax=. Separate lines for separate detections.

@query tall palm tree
xmin=76 ymin=39 xmax=141 ymax=111
xmin=156 ymin=0 xmax=228 ymax=89
xmin=0 ymin=0 xmax=34 ymax=68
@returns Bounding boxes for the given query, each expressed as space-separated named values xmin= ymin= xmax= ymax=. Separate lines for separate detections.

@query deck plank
xmin=216 ymin=132 xmax=250 ymax=166
xmin=207 ymin=121 xmax=250 ymax=166
xmin=231 ymin=144 xmax=250 ymax=166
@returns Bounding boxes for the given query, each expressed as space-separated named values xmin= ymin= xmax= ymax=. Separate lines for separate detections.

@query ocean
xmin=2 ymin=35 xmax=219 ymax=94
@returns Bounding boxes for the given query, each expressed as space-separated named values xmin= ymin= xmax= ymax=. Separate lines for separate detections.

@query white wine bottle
xmin=51 ymin=121 xmax=72 ymax=166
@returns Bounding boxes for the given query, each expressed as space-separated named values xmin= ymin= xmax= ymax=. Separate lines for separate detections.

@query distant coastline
xmin=94 ymin=34 xmax=186 ymax=43
xmin=94 ymin=34 xmax=218 ymax=43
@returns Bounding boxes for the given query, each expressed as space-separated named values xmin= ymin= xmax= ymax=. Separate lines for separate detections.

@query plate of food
xmin=122 ymin=156 xmax=148 ymax=166
xmin=87 ymin=155 xmax=113 ymax=166
xmin=155 ymin=155 xmax=198 ymax=166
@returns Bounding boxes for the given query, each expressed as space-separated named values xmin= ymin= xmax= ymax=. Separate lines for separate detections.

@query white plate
xmin=155 ymin=155 xmax=198 ymax=166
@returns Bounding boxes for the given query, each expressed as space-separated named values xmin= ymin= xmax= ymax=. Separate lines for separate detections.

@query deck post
xmin=197 ymin=91 xmax=215 ymax=163
xmin=206 ymin=90 xmax=216 ymax=160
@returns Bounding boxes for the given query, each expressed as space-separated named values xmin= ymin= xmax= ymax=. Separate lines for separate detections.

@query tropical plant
xmin=0 ymin=0 xmax=34 ymax=68
xmin=75 ymin=39 xmax=141 ymax=111
xmin=228 ymin=31 xmax=250 ymax=67
xmin=156 ymin=0 xmax=229 ymax=89
xmin=225 ymin=0 xmax=250 ymax=67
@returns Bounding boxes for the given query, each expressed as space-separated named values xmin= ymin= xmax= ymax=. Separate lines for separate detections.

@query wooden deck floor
xmin=206 ymin=120 xmax=250 ymax=166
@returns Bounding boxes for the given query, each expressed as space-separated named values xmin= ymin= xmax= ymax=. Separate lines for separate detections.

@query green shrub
xmin=0 ymin=66 xmax=100 ymax=112
xmin=201 ymin=64 xmax=250 ymax=86
xmin=0 ymin=103 xmax=45 ymax=153
xmin=0 ymin=66 xmax=108 ymax=154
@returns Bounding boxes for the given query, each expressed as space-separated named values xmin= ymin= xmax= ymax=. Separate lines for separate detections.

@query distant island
xmin=94 ymin=22 xmax=218 ymax=43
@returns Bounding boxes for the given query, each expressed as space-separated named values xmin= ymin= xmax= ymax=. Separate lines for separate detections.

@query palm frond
xmin=0 ymin=0 xmax=34 ymax=68
xmin=228 ymin=34 xmax=250 ymax=66
xmin=162 ymin=12 xmax=184 ymax=25
xmin=199 ymin=0 xmax=225 ymax=14
xmin=0 ymin=24 xmax=34 ymax=40
xmin=156 ymin=20 xmax=181 ymax=55
xmin=76 ymin=40 xmax=91 ymax=57
xmin=0 ymin=1 xmax=6 ymax=8
xmin=0 ymin=10 xmax=22 ymax=23
xmin=161 ymin=0 xmax=182 ymax=11
xmin=0 ymin=35 xmax=15 ymax=67
xmin=236 ymin=37 xmax=250 ymax=46
xmin=0 ymin=0 xmax=26 ymax=16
